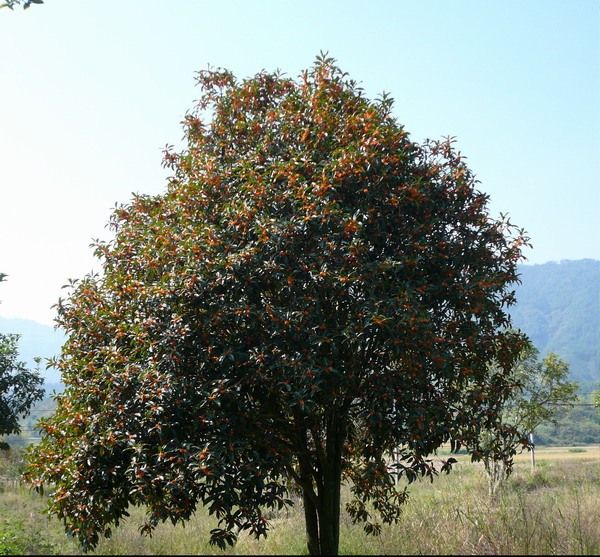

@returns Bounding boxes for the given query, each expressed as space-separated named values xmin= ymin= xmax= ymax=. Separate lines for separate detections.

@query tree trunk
xmin=303 ymin=488 xmax=320 ymax=555
xmin=485 ymin=459 xmax=507 ymax=496
xmin=317 ymin=469 xmax=342 ymax=555
xmin=318 ymin=411 xmax=345 ymax=555
xmin=299 ymin=413 xmax=345 ymax=555
xmin=301 ymin=470 xmax=342 ymax=555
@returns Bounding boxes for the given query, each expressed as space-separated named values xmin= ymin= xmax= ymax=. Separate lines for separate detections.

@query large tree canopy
xmin=25 ymin=55 xmax=530 ymax=555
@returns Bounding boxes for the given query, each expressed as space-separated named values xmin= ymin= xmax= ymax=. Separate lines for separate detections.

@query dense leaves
xmin=25 ymin=54 xmax=530 ymax=554
xmin=0 ymin=0 xmax=43 ymax=10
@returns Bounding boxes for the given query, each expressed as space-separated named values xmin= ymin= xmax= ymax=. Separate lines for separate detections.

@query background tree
xmin=24 ymin=55 xmax=530 ymax=555
xmin=593 ymin=384 xmax=600 ymax=414
xmin=0 ymin=274 xmax=44 ymax=450
xmin=482 ymin=343 xmax=579 ymax=494
xmin=0 ymin=335 xmax=45 ymax=450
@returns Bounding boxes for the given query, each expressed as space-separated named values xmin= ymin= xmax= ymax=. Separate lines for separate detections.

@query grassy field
xmin=0 ymin=445 xmax=598 ymax=555
xmin=512 ymin=445 xmax=600 ymax=462
xmin=434 ymin=444 xmax=600 ymax=464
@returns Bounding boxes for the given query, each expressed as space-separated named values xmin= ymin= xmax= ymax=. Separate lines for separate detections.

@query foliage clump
xmin=25 ymin=54 xmax=530 ymax=555
xmin=0 ymin=0 xmax=43 ymax=10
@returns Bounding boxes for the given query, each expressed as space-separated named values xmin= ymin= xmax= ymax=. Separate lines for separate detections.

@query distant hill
xmin=510 ymin=259 xmax=599 ymax=385
xmin=0 ymin=317 xmax=65 ymax=384
xmin=0 ymin=259 xmax=598 ymax=387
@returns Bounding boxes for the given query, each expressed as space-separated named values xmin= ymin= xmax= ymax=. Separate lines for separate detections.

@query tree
xmin=0 ymin=335 xmax=45 ymax=450
xmin=592 ymin=384 xmax=600 ymax=414
xmin=0 ymin=275 xmax=45 ymax=450
xmin=24 ymin=54 xmax=530 ymax=555
xmin=0 ymin=0 xmax=43 ymax=9
xmin=482 ymin=343 xmax=578 ymax=494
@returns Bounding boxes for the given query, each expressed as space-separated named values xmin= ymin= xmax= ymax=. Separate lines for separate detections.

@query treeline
xmin=534 ymin=387 xmax=600 ymax=446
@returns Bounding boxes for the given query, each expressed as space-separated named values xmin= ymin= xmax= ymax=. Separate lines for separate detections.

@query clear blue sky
xmin=1 ymin=0 xmax=598 ymax=326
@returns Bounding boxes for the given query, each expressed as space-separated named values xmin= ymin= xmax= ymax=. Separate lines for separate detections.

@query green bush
xmin=0 ymin=532 xmax=21 ymax=556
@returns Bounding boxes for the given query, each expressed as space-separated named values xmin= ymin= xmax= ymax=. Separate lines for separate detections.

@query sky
xmin=1 ymin=0 xmax=598 ymax=326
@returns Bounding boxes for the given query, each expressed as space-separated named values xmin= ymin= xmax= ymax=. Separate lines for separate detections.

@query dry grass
xmin=0 ymin=452 xmax=599 ymax=555
xmin=372 ymin=460 xmax=600 ymax=555
xmin=512 ymin=445 xmax=600 ymax=463
xmin=434 ymin=444 xmax=600 ymax=464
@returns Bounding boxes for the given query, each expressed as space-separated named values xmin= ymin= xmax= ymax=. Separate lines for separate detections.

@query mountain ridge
xmin=510 ymin=258 xmax=599 ymax=385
